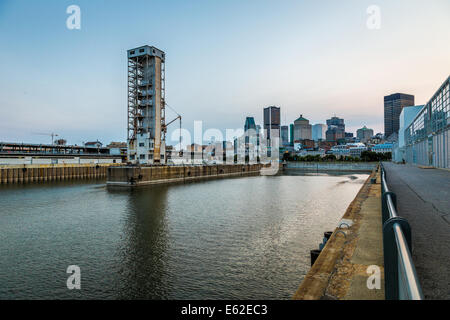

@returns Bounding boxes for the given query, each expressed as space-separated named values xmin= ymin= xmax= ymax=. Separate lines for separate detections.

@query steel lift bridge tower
xmin=127 ymin=45 xmax=167 ymax=164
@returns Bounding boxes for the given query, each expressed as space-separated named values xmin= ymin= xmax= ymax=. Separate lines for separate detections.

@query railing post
xmin=383 ymin=217 xmax=412 ymax=300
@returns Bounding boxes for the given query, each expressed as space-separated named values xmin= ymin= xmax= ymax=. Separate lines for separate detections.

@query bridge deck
xmin=383 ymin=162 xmax=450 ymax=299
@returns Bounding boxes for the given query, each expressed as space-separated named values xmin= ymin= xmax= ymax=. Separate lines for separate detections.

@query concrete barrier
xmin=0 ymin=163 xmax=120 ymax=184
xmin=285 ymin=161 xmax=377 ymax=172
xmin=107 ymin=164 xmax=265 ymax=187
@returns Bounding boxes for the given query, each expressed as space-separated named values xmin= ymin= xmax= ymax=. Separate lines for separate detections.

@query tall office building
xmin=384 ymin=93 xmax=415 ymax=140
xmin=243 ymin=117 xmax=259 ymax=161
xmin=326 ymin=116 xmax=345 ymax=142
xmin=244 ymin=117 xmax=256 ymax=132
xmin=357 ymin=126 xmax=374 ymax=143
xmin=293 ymin=115 xmax=312 ymax=141
xmin=289 ymin=124 xmax=294 ymax=145
xmin=127 ymin=45 xmax=166 ymax=164
xmin=263 ymin=106 xmax=280 ymax=140
xmin=281 ymin=126 xmax=289 ymax=146
xmin=312 ymin=124 xmax=327 ymax=141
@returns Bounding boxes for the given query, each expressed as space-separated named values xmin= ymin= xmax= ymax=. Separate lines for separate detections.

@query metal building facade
xmin=404 ymin=76 xmax=450 ymax=168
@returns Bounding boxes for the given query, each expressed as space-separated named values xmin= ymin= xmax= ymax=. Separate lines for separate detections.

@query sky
xmin=0 ymin=0 xmax=449 ymax=146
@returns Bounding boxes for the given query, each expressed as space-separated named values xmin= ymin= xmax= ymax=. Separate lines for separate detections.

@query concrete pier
xmin=293 ymin=167 xmax=385 ymax=300
xmin=285 ymin=161 xmax=377 ymax=172
xmin=107 ymin=164 xmax=264 ymax=187
xmin=0 ymin=164 xmax=119 ymax=184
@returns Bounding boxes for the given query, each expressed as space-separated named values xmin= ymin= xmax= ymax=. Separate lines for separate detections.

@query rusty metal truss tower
xmin=127 ymin=46 xmax=166 ymax=164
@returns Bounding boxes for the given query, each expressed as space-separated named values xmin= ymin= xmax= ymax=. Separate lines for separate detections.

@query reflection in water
xmin=0 ymin=173 xmax=368 ymax=299
xmin=115 ymin=187 xmax=170 ymax=299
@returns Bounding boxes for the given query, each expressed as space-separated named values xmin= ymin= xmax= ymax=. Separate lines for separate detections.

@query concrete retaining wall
xmin=107 ymin=164 xmax=264 ymax=187
xmin=293 ymin=167 xmax=384 ymax=300
xmin=285 ymin=162 xmax=377 ymax=172
xmin=0 ymin=156 xmax=122 ymax=166
xmin=0 ymin=164 xmax=120 ymax=184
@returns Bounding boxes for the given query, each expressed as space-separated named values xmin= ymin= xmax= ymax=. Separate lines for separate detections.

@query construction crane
xmin=32 ymin=132 xmax=59 ymax=145
xmin=164 ymin=103 xmax=182 ymax=153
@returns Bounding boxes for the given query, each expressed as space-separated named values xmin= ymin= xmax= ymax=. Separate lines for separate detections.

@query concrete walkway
xmin=383 ymin=162 xmax=450 ymax=300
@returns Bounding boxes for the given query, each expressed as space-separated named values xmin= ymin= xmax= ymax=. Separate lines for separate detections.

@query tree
xmin=360 ymin=151 xmax=392 ymax=162
xmin=282 ymin=153 xmax=291 ymax=161
xmin=323 ymin=154 xmax=337 ymax=161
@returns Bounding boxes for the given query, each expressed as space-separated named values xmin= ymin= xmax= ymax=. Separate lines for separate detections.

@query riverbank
xmin=285 ymin=162 xmax=377 ymax=172
xmin=293 ymin=166 xmax=384 ymax=300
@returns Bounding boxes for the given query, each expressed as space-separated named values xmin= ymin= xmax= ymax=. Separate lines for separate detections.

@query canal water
xmin=0 ymin=172 xmax=368 ymax=299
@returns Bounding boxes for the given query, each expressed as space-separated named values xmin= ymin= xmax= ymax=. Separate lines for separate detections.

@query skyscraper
xmin=293 ymin=115 xmax=312 ymax=141
xmin=312 ymin=124 xmax=327 ymax=141
xmin=244 ymin=116 xmax=259 ymax=162
xmin=289 ymin=124 xmax=294 ymax=145
xmin=326 ymin=116 xmax=345 ymax=142
xmin=263 ymin=106 xmax=280 ymax=140
xmin=384 ymin=93 xmax=415 ymax=139
xmin=357 ymin=126 xmax=374 ymax=143
xmin=244 ymin=117 xmax=256 ymax=132
xmin=281 ymin=126 xmax=289 ymax=146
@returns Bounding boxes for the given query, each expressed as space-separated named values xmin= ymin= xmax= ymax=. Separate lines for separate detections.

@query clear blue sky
xmin=1 ymin=0 xmax=449 ymax=145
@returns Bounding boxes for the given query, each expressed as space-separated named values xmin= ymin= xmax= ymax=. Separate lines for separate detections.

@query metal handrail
xmin=380 ymin=163 xmax=424 ymax=300
xmin=381 ymin=170 xmax=397 ymax=219
xmin=394 ymin=223 xmax=423 ymax=299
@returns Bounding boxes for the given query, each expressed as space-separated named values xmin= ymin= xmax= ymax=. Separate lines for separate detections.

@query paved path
xmin=383 ymin=162 xmax=450 ymax=299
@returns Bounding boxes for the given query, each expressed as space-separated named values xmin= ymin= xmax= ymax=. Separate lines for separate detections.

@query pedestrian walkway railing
xmin=380 ymin=163 xmax=424 ymax=300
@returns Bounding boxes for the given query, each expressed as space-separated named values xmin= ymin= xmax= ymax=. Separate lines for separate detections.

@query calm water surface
xmin=0 ymin=172 xmax=368 ymax=299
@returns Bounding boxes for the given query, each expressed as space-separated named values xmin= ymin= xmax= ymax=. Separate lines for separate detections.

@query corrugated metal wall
xmin=404 ymin=127 xmax=449 ymax=169
xmin=432 ymin=127 xmax=449 ymax=169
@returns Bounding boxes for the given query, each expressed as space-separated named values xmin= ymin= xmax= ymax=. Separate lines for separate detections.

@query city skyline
xmin=1 ymin=0 xmax=450 ymax=146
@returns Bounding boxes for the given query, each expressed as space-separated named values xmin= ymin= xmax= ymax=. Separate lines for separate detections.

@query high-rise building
xmin=326 ymin=116 xmax=345 ymax=130
xmin=289 ymin=124 xmax=294 ymax=145
xmin=263 ymin=106 xmax=280 ymax=140
xmin=357 ymin=126 xmax=374 ymax=143
xmin=293 ymin=115 xmax=312 ymax=141
xmin=281 ymin=126 xmax=289 ymax=146
xmin=384 ymin=93 xmax=415 ymax=140
xmin=127 ymin=45 xmax=166 ymax=164
xmin=243 ymin=117 xmax=259 ymax=162
xmin=244 ymin=117 xmax=256 ymax=132
xmin=326 ymin=116 xmax=345 ymax=142
xmin=312 ymin=124 xmax=327 ymax=141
